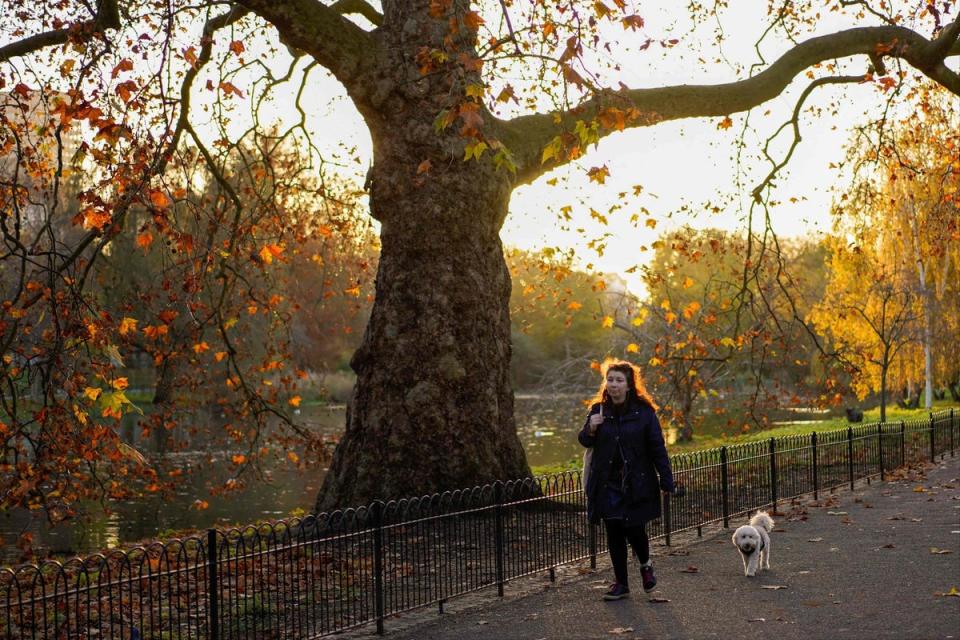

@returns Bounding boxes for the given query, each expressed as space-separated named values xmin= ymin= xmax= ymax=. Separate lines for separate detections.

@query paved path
xmin=353 ymin=457 xmax=960 ymax=640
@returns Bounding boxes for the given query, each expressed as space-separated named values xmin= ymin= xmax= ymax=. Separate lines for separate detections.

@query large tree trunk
xmin=314 ymin=5 xmax=532 ymax=507
xmin=316 ymin=158 xmax=530 ymax=510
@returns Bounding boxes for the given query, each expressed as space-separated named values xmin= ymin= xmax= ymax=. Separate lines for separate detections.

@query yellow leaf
xmin=660 ymin=299 xmax=671 ymax=310
xmin=645 ymin=218 xmax=657 ymax=229
xmin=601 ymin=315 xmax=614 ymax=328
xmin=567 ymin=301 xmax=583 ymax=310
xmin=287 ymin=451 xmax=300 ymax=464
xmin=721 ymin=337 xmax=737 ymax=348
xmin=683 ymin=301 xmax=701 ymax=319
xmin=289 ymin=395 xmax=302 ymax=407
xmin=84 ymin=387 xmax=102 ymax=401
xmin=648 ymin=357 xmax=663 ymax=366
xmin=119 ymin=317 xmax=138 ymax=335
xmin=682 ymin=276 xmax=694 ymax=289
xmin=258 ymin=246 xmax=274 ymax=264
xmin=193 ymin=342 xmax=210 ymax=354
xmin=214 ymin=351 xmax=228 ymax=362
xmin=943 ymin=587 xmax=960 ymax=597
xmin=626 ymin=343 xmax=639 ymax=353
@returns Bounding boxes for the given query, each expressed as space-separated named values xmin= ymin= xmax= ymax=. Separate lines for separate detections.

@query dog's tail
xmin=750 ymin=510 xmax=775 ymax=532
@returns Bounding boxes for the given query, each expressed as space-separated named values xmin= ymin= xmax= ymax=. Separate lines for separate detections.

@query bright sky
xmin=205 ymin=1 xmax=954 ymax=294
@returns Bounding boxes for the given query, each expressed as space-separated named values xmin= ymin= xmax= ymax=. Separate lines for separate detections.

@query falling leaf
xmin=718 ymin=116 xmax=733 ymax=129
xmin=289 ymin=395 xmax=302 ymax=407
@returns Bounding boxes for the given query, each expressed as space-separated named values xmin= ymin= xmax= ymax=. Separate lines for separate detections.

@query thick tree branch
xmin=0 ymin=0 xmax=120 ymax=63
xmin=233 ymin=0 xmax=380 ymax=106
xmin=503 ymin=24 xmax=960 ymax=185
xmin=330 ymin=0 xmax=383 ymax=27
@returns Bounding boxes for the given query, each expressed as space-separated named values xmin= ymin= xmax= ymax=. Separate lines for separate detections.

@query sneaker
xmin=640 ymin=564 xmax=657 ymax=592
xmin=602 ymin=582 xmax=630 ymax=601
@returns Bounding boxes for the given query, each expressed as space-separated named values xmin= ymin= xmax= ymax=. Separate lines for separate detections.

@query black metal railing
xmin=1 ymin=409 xmax=956 ymax=639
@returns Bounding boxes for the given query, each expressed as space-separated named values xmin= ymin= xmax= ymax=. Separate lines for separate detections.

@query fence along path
xmin=1 ymin=410 xmax=956 ymax=639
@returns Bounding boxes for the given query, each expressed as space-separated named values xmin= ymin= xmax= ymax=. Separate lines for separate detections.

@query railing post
xmin=900 ymin=420 xmax=906 ymax=466
xmin=589 ymin=523 xmax=597 ymax=569
xmin=811 ymin=432 xmax=819 ymax=500
xmin=372 ymin=501 xmax=385 ymax=635
xmin=207 ymin=529 xmax=219 ymax=640
xmin=847 ymin=427 xmax=855 ymax=490
xmin=663 ymin=491 xmax=672 ymax=547
xmin=877 ymin=423 xmax=885 ymax=481
xmin=951 ymin=408 xmax=955 ymax=457
xmin=720 ymin=447 xmax=729 ymax=528
xmin=493 ymin=481 xmax=505 ymax=597
xmin=769 ymin=438 xmax=777 ymax=510
xmin=929 ymin=411 xmax=936 ymax=461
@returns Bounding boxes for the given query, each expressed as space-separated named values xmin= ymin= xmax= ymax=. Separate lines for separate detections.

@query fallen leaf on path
xmin=680 ymin=565 xmax=699 ymax=573
xmin=477 ymin=620 xmax=489 ymax=625
xmin=773 ymin=528 xmax=786 ymax=532
xmin=648 ymin=597 xmax=671 ymax=603
xmin=761 ymin=585 xmax=787 ymax=590
xmin=887 ymin=515 xmax=907 ymax=520
xmin=668 ymin=548 xmax=690 ymax=556
xmin=827 ymin=511 xmax=848 ymax=516
xmin=929 ymin=548 xmax=953 ymax=555
xmin=879 ymin=543 xmax=896 ymax=549
xmin=910 ymin=517 xmax=923 ymax=522
xmin=748 ymin=618 xmax=766 ymax=622
xmin=807 ymin=537 xmax=824 ymax=542
xmin=608 ymin=627 xmax=634 ymax=634
xmin=913 ymin=486 xmax=927 ymax=493
xmin=935 ymin=587 xmax=960 ymax=598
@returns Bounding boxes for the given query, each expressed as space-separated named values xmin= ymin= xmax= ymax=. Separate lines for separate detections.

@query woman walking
xmin=579 ymin=360 xmax=675 ymax=600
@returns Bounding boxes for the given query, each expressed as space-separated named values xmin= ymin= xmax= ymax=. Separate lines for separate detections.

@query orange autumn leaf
xmin=214 ymin=351 xmax=228 ymax=362
xmin=626 ymin=343 xmax=639 ymax=353
xmin=83 ymin=387 xmax=102 ymax=401
xmin=601 ymin=315 xmax=614 ymax=328
xmin=111 ymin=377 xmax=129 ymax=390
xmin=149 ymin=190 xmax=171 ymax=209
xmin=136 ymin=230 xmax=154 ymax=250
xmin=287 ymin=451 xmax=300 ymax=464
xmin=193 ymin=341 xmax=210 ymax=354
xmin=288 ymin=395 xmax=302 ymax=407
xmin=119 ymin=317 xmax=138 ymax=335
xmin=229 ymin=40 xmax=245 ymax=55
xmin=718 ymin=116 xmax=733 ymax=130
xmin=232 ymin=454 xmax=246 ymax=465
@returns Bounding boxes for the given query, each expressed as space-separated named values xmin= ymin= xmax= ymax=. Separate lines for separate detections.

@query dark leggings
xmin=604 ymin=519 xmax=650 ymax=588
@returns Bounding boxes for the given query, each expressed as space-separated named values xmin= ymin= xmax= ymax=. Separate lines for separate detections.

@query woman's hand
xmin=588 ymin=406 xmax=604 ymax=435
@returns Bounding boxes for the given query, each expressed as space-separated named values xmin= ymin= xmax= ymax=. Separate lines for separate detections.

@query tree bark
xmin=315 ymin=155 xmax=531 ymax=509
xmin=314 ymin=1 xmax=531 ymax=510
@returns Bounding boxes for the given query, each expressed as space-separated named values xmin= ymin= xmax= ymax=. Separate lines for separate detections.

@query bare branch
xmin=233 ymin=0 xmax=380 ymax=106
xmin=330 ymin=0 xmax=383 ymax=27
xmin=503 ymin=24 xmax=960 ymax=185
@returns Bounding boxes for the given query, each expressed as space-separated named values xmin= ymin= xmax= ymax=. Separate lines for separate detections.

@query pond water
xmin=0 ymin=396 xmax=832 ymax=562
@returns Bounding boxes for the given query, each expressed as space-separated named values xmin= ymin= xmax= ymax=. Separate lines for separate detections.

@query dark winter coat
xmin=578 ymin=399 xmax=674 ymax=526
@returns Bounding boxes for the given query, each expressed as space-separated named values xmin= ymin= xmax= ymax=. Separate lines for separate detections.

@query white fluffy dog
xmin=732 ymin=511 xmax=775 ymax=577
